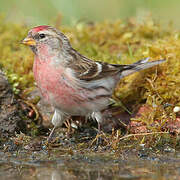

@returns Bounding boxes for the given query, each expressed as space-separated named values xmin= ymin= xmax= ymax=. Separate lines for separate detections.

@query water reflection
xmin=0 ymin=152 xmax=180 ymax=180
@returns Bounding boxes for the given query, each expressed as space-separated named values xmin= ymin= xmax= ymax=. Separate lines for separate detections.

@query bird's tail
xmin=120 ymin=58 xmax=165 ymax=78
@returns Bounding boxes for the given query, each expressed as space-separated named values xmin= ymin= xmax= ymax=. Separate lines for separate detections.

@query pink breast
xmin=33 ymin=57 xmax=85 ymax=110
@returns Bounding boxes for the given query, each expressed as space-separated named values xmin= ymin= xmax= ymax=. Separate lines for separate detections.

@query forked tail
xmin=120 ymin=58 xmax=165 ymax=78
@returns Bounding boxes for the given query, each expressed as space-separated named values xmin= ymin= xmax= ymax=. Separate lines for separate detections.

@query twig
xmin=23 ymin=100 xmax=39 ymax=120
xmin=119 ymin=131 xmax=169 ymax=140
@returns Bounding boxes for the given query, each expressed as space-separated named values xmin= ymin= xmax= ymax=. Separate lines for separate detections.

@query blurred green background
xmin=0 ymin=0 xmax=180 ymax=26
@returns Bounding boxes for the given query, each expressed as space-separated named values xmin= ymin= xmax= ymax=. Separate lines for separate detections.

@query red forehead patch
xmin=32 ymin=25 xmax=50 ymax=33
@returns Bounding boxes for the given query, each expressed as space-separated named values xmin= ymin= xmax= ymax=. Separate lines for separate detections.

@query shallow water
xmin=1 ymin=149 xmax=180 ymax=180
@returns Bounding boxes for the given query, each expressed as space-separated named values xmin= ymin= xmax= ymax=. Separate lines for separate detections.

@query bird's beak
xmin=21 ymin=37 xmax=36 ymax=46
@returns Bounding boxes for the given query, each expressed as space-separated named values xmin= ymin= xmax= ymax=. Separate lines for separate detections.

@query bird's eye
xmin=39 ymin=33 xmax=46 ymax=39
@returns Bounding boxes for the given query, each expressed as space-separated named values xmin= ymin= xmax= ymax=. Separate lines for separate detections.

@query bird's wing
xmin=67 ymin=49 xmax=165 ymax=81
xmin=67 ymin=50 xmax=121 ymax=81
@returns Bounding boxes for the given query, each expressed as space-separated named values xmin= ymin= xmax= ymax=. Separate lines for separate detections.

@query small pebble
xmin=173 ymin=106 xmax=180 ymax=113
xmin=71 ymin=122 xmax=78 ymax=129
xmin=164 ymin=145 xmax=175 ymax=153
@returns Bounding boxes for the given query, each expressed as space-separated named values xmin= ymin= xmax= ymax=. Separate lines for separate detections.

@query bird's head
xmin=22 ymin=25 xmax=71 ymax=56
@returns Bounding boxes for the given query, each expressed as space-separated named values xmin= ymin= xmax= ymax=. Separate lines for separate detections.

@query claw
xmin=96 ymin=134 xmax=103 ymax=147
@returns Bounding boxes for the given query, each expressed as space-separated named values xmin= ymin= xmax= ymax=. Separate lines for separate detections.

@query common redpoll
xmin=22 ymin=25 xmax=165 ymax=141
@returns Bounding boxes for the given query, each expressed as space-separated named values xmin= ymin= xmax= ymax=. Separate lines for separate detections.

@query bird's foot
xmin=91 ymin=130 xmax=104 ymax=149
xmin=96 ymin=136 xmax=103 ymax=148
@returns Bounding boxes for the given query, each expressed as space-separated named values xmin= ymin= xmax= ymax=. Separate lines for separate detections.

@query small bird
xmin=22 ymin=25 xmax=165 ymax=141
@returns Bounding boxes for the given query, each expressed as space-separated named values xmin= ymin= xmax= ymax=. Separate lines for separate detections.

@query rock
xmin=0 ymin=70 xmax=27 ymax=138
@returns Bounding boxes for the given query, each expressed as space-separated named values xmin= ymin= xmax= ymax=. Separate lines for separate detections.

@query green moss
xmin=0 ymin=16 xmax=179 ymax=147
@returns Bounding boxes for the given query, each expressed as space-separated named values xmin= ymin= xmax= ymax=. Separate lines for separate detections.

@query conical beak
xmin=21 ymin=37 xmax=36 ymax=46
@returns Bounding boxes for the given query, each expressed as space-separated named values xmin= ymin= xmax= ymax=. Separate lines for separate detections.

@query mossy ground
xmin=0 ymin=16 xmax=180 ymax=150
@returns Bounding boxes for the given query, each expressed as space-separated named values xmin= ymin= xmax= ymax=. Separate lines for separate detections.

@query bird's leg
xmin=91 ymin=112 xmax=103 ymax=146
xmin=47 ymin=109 xmax=66 ymax=143
xmin=98 ymin=121 xmax=101 ymax=133
xmin=47 ymin=126 xmax=56 ymax=143
xmin=96 ymin=122 xmax=102 ymax=146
